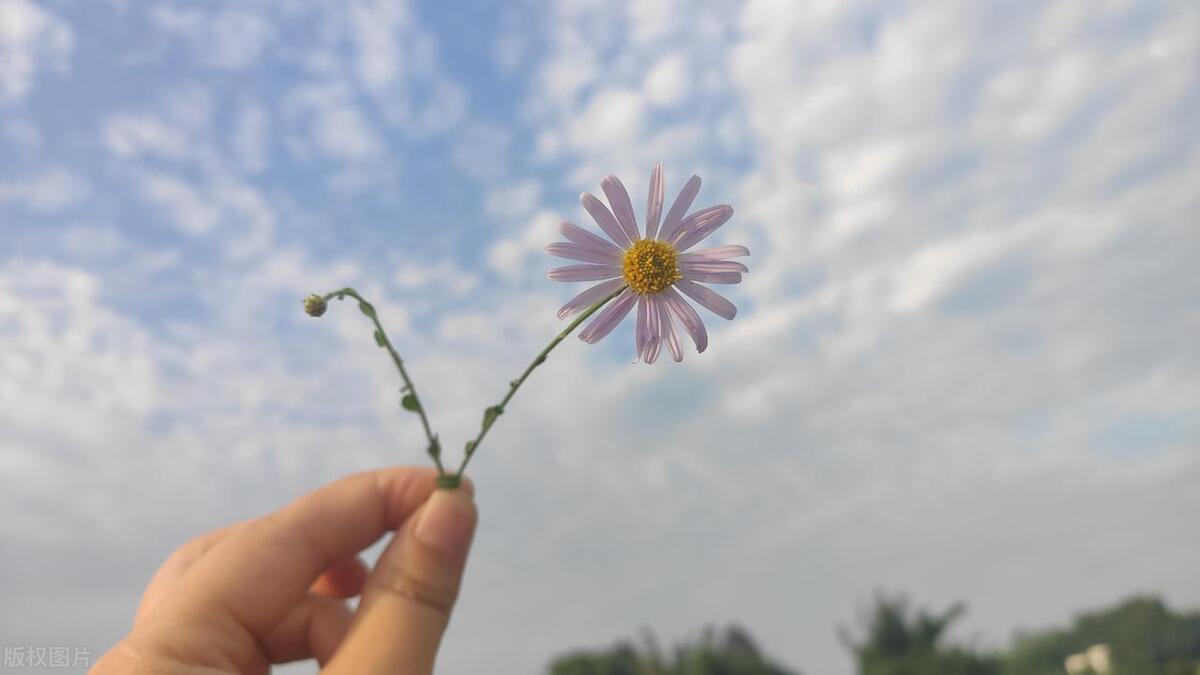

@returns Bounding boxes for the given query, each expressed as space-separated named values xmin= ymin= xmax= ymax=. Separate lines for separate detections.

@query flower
xmin=303 ymin=294 xmax=328 ymax=317
xmin=546 ymin=163 xmax=748 ymax=363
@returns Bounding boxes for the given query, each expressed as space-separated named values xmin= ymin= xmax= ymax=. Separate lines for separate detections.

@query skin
xmin=92 ymin=466 xmax=478 ymax=674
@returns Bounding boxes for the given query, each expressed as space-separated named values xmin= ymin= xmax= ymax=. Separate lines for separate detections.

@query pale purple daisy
xmin=546 ymin=163 xmax=749 ymax=364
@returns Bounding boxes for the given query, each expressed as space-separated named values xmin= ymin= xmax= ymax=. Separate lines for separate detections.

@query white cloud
xmin=285 ymin=82 xmax=382 ymax=163
xmin=137 ymin=174 xmax=219 ymax=236
xmin=491 ymin=11 xmax=527 ymax=74
xmin=534 ymin=49 xmax=598 ymax=113
xmin=149 ymin=6 xmax=274 ymax=69
xmin=133 ymin=170 xmax=276 ymax=259
xmin=626 ymin=0 xmax=678 ymax=45
xmin=208 ymin=175 xmax=277 ymax=258
xmin=643 ymin=52 xmax=689 ymax=107
xmin=313 ymin=103 xmax=379 ymax=161
xmin=451 ymin=122 xmax=513 ymax=182
xmin=206 ymin=10 xmax=273 ymax=68
xmin=522 ymin=0 xmax=741 ymax=188
xmin=102 ymin=100 xmax=278 ymax=259
xmin=487 ymin=210 xmax=560 ymax=282
xmin=103 ymin=113 xmax=191 ymax=161
xmin=567 ymin=88 xmax=646 ymax=152
xmin=341 ymin=0 xmax=467 ymax=136
xmin=54 ymin=223 xmax=129 ymax=260
xmin=0 ymin=167 xmax=89 ymax=213
xmin=233 ymin=103 xmax=270 ymax=174
xmin=0 ymin=0 xmax=72 ymax=102
xmin=888 ymin=226 xmax=1033 ymax=313
xmin=394 ymin=259 xmax=480 ymax=298
xmin=412 ymin=78 xmax=468 ymax=135
xmin=347 ymin=0 xmax=411 ymax=93
xmin=484 ymin=180 xmax=543 ymax=221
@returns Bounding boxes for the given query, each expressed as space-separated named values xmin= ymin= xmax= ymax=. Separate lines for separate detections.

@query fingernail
xmin=414 ymin=489 xmax=476 ymax=556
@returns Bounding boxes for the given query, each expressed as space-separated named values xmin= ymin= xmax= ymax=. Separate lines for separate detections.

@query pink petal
xmin=656 ymin=295 xmax=683 ymax=362
xmin=579 ymin=288 xmax=637 ymax=344
xmin=636 ymin=295 xmax=665 ymax=364
xmin=645 ymin=162 xmax=664 ymax=240
xmin=560 ymin=221 xmax=624 ymax=255
xmin=680 ymin=244 xmax=750 ymax=260
xmin=545 ymin=242 xmax=623 ymax=265
xmin=673 ymin=205 xmax=734 ymax=251
xmin=602 ymin=175 xmax=641 ymax=244
xmin=658 ymin=174 xmax=701 ymax=243
xmin=557 ymin=278 xmax=627 ymax=319
xmin=675 ymin=278 xmax=737 ymax=320
xmin=547 ymin=264 xmax=622 ymax=282
xmin=644 ymin=294 xmax=662 ymax=364
xmin=581 ymin=192 xmax=632 ymax=248
xmin=681 ymin=270 xmax=742 ymax=284
xmin=662 ymin=286 xmax=708 ymax=353
xmin=636 ymin=295 xmax=651 ymax=359
xmin=678 ymin=259 xmax=749 ymax=274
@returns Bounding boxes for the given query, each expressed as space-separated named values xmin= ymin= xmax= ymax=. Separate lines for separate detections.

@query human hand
xmin=92 ymin=467 xmax=477 ymax=674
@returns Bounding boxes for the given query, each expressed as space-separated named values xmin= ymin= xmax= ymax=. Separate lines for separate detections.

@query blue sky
xmin=1 ymin=1 xmax=1198 ymax=674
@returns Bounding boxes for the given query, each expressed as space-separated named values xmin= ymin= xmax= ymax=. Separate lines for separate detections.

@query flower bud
xmin=303 ymin=294 xmax=327 ymax=317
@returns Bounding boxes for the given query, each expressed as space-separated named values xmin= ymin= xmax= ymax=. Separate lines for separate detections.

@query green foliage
xmin=482 ymin=405 xmax=504 ymax=430
xmin=546 ymin=626 xmax=799 ymax=675
xmin=545 ymin=595 xmax=1200 ymax=675
xmin=1003 ymin=596 xmax=1200 ymax=675
xmin=839 ymin=593 xmax=1000 ymax=675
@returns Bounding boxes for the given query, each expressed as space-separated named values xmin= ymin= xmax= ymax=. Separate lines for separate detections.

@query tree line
xmin=544 ymin=594 xmax=1200 ymax=675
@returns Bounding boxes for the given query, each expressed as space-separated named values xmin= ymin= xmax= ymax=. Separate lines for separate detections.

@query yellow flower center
xmin=622 ymin=239 xmax=681 ymax=295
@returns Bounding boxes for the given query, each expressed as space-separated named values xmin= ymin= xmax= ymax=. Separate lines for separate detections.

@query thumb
xmin=324 ymin=484 xmax=477 ymax=675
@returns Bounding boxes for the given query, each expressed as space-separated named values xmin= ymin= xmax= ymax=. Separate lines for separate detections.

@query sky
xmin=1 ymin=0 xmax=1198 ymax=674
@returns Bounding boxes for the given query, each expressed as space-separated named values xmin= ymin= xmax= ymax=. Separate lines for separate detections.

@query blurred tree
xmin=544 ymin=594 xmax=1200 ymax=675
xmin=545 ymin=625 xmax=799 ymax=675
xmin=1003 ymin=596 xmax=1200 ymax=675
xmin=838 ymin=592 xmax=1000 ymax=675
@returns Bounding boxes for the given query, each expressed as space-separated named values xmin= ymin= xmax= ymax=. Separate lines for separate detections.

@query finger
xmin=324 ymin=485 xmax=477 ymax=675
xmin=134 ymin=521 xmax=249 ymax=627
xmin=311 ymin=556 xmax=370 ymax=599
xmin=172 ymin=466 xmax=442 ymax=634
xmin=260 ymin=594 xmax=354 ymax=666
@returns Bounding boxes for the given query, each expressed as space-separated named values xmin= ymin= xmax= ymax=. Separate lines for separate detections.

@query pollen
xmin=622 ymin=239 xmax=681 ymax=295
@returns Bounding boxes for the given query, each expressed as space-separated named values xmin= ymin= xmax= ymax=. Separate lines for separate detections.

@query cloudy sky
xmin=1 ymin=0 xmax=1198 ymax=673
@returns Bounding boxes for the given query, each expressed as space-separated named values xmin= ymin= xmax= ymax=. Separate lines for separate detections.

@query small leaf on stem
xmin=359 ymin=301 xmax=376 ymax=318
xmin=401 ymin=394 xmax=421 ymax=412
xmin=482 ymin=405 xmax=504 ymax=428
xmin=427 ymin=436 xmax=441 ymax=459
xmin=465 ymin=440 xmax=476 ymax=456
xmin=373 ymin=329 xmax=386 ymax=347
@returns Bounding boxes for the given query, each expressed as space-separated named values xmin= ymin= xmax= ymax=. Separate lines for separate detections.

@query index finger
xmin=173 ymin=466 xmax=443 ymax=634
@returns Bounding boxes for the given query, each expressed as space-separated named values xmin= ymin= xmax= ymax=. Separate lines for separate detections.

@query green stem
xmin=453 ymin=286 xmax=626 ymax=478
xmin=323 ymin=288 xmax=447 ymax=476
